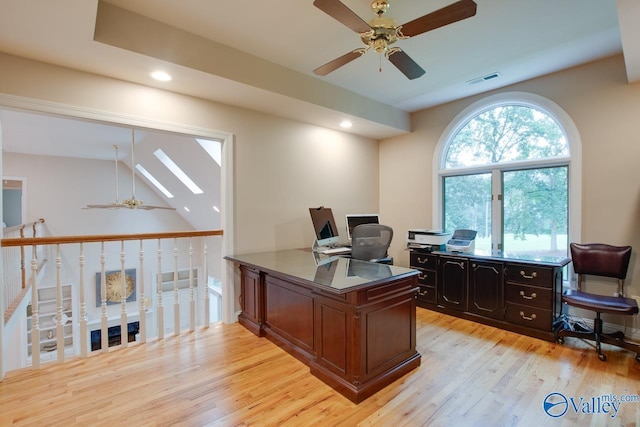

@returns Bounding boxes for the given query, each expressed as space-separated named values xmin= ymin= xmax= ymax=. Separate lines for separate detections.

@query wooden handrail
xmin=1 ymin=229 xmax=223 ymax=247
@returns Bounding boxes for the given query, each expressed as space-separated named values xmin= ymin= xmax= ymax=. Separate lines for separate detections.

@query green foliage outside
xmin=443 ymin=105 xmax=568 ymax=255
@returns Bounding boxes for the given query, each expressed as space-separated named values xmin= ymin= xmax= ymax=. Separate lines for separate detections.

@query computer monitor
xmin=309 ymin=207 xmax=340 ymax=250
xmin=345 ymin=214 xmax=380 ymax=241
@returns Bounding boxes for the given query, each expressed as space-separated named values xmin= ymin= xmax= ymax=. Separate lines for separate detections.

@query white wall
xmin=380 ymin=54 xmax=640 ymax=331
xmin=0 ymin=52 xmax=380 ymax=320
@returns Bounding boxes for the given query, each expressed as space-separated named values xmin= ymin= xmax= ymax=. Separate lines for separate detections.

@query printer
xmin=446 ymin=229 xmax=477 ymax=253
xmin=407 ymin=229 xmax=450 ymax=251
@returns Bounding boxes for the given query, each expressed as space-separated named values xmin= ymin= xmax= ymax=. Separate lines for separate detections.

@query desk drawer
xmin=505 ymin=302 xmax=552 ymax=331
xmin=506 ymin=283 xmax=553 ymax=310
xmin=410 ymin=253 xmax=437 ymax=270
xmin=505 ymin=264 xmax=553 ymax=288
xmin=416 ymin=285 xmax=436 ymax=304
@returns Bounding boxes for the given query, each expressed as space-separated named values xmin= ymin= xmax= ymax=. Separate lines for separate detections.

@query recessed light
xmin=184 ymin=206 xmax=190 ymax=212
xmin=213 ymin=206 xmax=220 ymax=212
xmin=340 ymin=120 xmax=353 ymax=129
xmin=151 ymin=71 xmax=172 ymax=82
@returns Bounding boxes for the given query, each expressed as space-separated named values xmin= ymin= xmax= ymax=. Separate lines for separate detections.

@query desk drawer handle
xmin=520 ymin=270 xmax=537 ymax=280
xmin=519 ymin=290 xmax=537 ymax=300
xmin=419 ymin=273 xmax=429 ymax=281
xmin=417 ymin=257 xmax=431 ymax=265
xmin=519 ymin=311 xmax=537 ymax=321
xmin=417 ymin=289 xmax=429 ymax=297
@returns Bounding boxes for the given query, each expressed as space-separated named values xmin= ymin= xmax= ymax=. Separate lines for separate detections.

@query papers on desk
xmin=319 ymin=246 xmax=352 ymax=255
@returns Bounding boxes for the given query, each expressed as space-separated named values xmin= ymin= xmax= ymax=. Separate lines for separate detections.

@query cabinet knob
xmin=519 ymin=290 xmax=537 ymax=300
xmin=519 ymin=311 xmax=537 ymax=321
xmin=519 ymin=270 xmax=537 ymax=279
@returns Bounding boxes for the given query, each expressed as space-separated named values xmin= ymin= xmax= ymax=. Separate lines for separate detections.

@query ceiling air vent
xmin=466 ymin=72 xmax=501 ymax=86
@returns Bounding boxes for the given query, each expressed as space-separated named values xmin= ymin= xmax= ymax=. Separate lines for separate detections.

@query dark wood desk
xmin=225 ymin=249 xmax=421 ymax=403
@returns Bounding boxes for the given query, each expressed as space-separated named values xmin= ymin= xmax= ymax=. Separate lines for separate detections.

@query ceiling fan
xmin=312 ymin=0 xmax=477 ymax=79
xmin=84 ymin=129 xmax=175 ymax=211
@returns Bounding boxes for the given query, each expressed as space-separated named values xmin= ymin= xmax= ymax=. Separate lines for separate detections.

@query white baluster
xmin=138 ymin=240 xmax=146 ymax=343
xmin=56 ymin=244 xmax=64 ymax=362
xmin=173 ymin=239 xmax=180 ymax=335
xmin=100 ymin=242 xmax=108 ymax=353
xmin=79 ymin=243 xmax=88 ymax=357
xmin=189 ymin=238 xmax=195 ymax=332
xmin=157 ymin=239 xmax=164 ymax=340
xmin=30 ymin=245 xmax=40 ymax=369
xmin=203 ymin=241 xmax=209 ymax=328
xmin=120 ymin=241 xmax=128 ymax=348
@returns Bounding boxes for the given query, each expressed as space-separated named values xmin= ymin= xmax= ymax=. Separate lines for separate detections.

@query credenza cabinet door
xmin=469 ymin=260 xmax=504 ymax=320
xmin=437 ymin=256 xmax=468 ymax=311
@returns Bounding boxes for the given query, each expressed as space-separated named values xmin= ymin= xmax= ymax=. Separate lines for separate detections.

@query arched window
xmin=433 ymin=92 xmax=581 ymax=258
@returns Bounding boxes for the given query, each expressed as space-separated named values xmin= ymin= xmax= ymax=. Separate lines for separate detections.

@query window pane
xmin=443 ymin=173 xmax=491 ymax=252
xmin=503 ymin=167 xmax=568 ymax=257
xmin=445 ymin=106 xmax=569 ymax=168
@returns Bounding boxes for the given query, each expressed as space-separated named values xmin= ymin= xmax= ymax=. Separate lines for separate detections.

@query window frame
xmin=432 ymin=92 xmax=581 ymax=254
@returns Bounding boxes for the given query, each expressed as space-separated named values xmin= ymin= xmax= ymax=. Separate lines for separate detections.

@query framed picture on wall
xmin=95 ymin=268 xmax=136 ymax=307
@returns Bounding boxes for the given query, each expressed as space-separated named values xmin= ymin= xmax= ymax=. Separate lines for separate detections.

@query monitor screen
xmin=309 ymin=207 xmax=340 ymax=248
xmin=345 ymin=214 xmax=380 ymax=240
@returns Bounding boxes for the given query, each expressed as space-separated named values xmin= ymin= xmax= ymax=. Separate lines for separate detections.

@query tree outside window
xmin=442 ymin=104 xmax=569 ymax=257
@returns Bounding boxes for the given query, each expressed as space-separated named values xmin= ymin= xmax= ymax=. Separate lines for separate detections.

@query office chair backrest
xmin=351 ymin=224 xmax=393 ymax=262
xmin=570 ymin=243 xmax=632 ymax=279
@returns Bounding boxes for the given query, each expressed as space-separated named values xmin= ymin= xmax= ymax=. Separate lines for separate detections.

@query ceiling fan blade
xmin=400 ymin=0 xmax=477 ymax=38
xmin=387 ymin=49 xmax=426 ymax=80
xmin=313 ymin=0 xmax=371 ymax=33
xmin=138 ymin=205 xmax=176 ymax=210
xmin=314 ymin=50 xmax=364 ymax=76
xmin=83 ymin=203 xmax=126 ymax=210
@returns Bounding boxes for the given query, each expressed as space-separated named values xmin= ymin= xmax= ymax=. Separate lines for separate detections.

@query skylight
xmin=135 ymin=164 xmax=174 ymax=198
xmin=196 ymin=138 xmax=222 ymax=167
xmin=154 ymin=149 xmax=203 ymax=194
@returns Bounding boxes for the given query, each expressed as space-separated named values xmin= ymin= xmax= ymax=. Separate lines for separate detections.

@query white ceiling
xmin=0 ymin=0 xmax=638 ymax=143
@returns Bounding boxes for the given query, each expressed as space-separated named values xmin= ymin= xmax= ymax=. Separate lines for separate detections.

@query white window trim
xmin=432 ymin=92 xmax=582 ymax=250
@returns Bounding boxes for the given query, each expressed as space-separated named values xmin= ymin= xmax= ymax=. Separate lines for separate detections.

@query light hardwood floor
xmin=1 ymin=308 xmax=639 ymax=426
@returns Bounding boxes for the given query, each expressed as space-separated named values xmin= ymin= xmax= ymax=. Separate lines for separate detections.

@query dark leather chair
xmin=556 ymin=243 xmax=640 ymax=362
xmin=350 ymin=224 xmax=393 ymax=264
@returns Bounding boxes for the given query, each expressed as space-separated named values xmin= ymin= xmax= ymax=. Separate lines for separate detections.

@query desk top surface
xmin=225 ymin=249 xmax=418 ymax=293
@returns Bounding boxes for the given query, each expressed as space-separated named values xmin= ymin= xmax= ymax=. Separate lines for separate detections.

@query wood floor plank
xmin=1 ymin=308 xmax=639 ymax=426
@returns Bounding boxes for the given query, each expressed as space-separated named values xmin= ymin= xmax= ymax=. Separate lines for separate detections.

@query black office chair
xmin=556 ymin=243 xmax=640 ymax=362
xmin=350 ymin=224 xmax=393 ymax=264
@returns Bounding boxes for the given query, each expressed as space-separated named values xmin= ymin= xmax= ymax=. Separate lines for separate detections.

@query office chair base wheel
xmin=636 ymin=354 xmax=640 ymax=363
xmin=556 ymin=337 xmax=564 ymax=344
xmin=598 ymin=353 xmax=607 ymax=361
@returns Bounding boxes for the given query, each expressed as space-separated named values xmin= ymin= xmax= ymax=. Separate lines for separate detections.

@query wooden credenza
xmin=226 ymin=249 xmax=421 ymax=403
xmin=410 ymin=249 xmax=570 ymax=341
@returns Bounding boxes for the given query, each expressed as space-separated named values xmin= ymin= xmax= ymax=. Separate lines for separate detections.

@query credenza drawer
xmin=505 ymin=302 xmax=552 ymax=331
xmin=416 ymin=285 xmax=436 ymax=304
xmin=506 ymin=283 xmax=553 ymax=310
xmin=410 ymin=253 xmax=437 ymax=270
xmin=416 ymin=269 xmax=436 ymax=287
xmin=505 ymin=264 xmax=554 ymax=288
